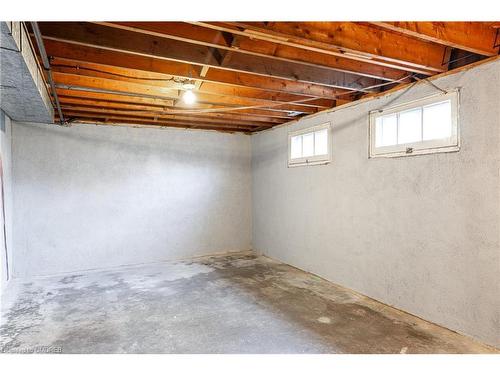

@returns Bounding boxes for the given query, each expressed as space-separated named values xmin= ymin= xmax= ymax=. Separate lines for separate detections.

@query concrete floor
xmin=0 ymin=251 xmax=497 ymax=354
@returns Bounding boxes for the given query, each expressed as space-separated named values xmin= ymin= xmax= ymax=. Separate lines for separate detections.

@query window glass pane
xmin=314 ymin=129 xmax=328 ymax=156
xmin=290 ymin=135 xmax=302 ymax=159
xmin=398 ymin=108 xmax=422 ymax=144
xmin=376 ymin=114 xmax=397 ymax=147
xmin=423 ymin=100 xmax=452 ymax=141
xmin=302 ymin=132 xmax=314 ymax=157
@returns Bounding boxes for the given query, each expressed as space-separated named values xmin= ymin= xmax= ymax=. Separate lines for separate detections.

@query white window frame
xmin=369 ymin=90 xmax=460 ymax=158
xmin=288 ymin=123 xmax=332 ymax=167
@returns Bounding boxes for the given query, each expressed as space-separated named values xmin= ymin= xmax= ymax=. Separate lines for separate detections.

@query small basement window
xmin=288 ymin=123 xmax=331 ymax=167
xmin=369 ymin=91 xmax=459 ymax=158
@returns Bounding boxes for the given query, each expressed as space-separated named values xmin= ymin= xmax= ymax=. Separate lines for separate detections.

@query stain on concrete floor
xmin=0 ymin=252 xmax=497 ymax=354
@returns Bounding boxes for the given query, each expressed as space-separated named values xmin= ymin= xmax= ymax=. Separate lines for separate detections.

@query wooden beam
xmin=99 ymin=21 xmax=409 ymax=82
xmin=196 ymin=65 xmax=210 ymax=90
xmin=61 ymin=111 xmax=260 ymax=132
xmin=37 ymin=22 xmax=379 ymax=92
xmin=49 ymin=61 xmax=335 ymax=108
xmin=56 ymin=88 xmax=175 ymax=108
xmin=42 ymin=39 xmax=350 ymax=99
xmin=369 ymin=22 xmax=499 ymax=57
xmin=56 ymin=88 xmax=296 ymax=119
xmin=66 ymin=119 xmax=256 ymax=134
xmin=57 ymin=98 xmax=286 ymax=124
xmin=194 ymin=22 xmax=448 ymax=74
xmin=51 ymin=72 xmax=319 ymax=114
xmin=60 ymin=105 xmax=277 ymax=127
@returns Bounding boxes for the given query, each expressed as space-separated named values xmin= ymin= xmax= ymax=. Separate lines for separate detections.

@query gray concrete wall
xmin=11 ymin=123 xmax=252 ymax=278
xmin=0 ymin=111 xmax=14 ymax=293
xmin=251 ymin=59 xmax=500 ymax=348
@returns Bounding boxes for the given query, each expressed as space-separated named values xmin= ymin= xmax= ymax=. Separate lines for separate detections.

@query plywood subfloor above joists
xmin=29 ymin=21 xmax=497 ymax=133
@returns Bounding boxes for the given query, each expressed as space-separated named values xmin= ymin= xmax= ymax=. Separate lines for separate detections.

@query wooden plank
xmin=42 ymin=39 xmax=348 ymax=99
xmin=58 ymin=100 xmax=285 ymax=125
xmin=51 ymin=72 xmax=319 ymax=114
xmin=194 ymin=22 xmax=447 ymax=74
xmin=37 ymin=22 xmax=379 ymax=92
xmin=58 ymin=96 xmax=287 ymax=124
xmin=66 ymin=119 xmax=256 ymax=134
xmin=99 ymin=21 xmax=408 ymax=82
xmin=370 ymin=22 xmax=499 ymax=57
xmin=61 ymin=111 xmax=260 ymax=132
xmin=49 ymin=61 xmax=335 ymax=108
xmin=59 ymin=105 xmax=277 ymax=127
xmin=56 ymin=88 xmax=295 ymax=119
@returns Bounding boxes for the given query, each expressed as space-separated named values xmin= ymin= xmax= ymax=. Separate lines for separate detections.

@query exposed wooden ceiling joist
xmin=97 ymin=21 xmax=410 ymax=82
xmin=61 ymin=111 xmax=258 ymax=132
xmin=55 ymin=88 xmax=296 ymax=120
xmin=369 ymin=22 xmax=500 ymax=57
xmin=60 ymin=105 xmax=275 ymax=128
xmin=37 ymin=22 xmax=379 ymax=92
xmin=51 ymin=72 xmax=320 ymax=115
xmin=66 ymin=119 xmax=255 ymax=134
xmin=49 ymin=61 xmax=335 ymax=109
xmin=59 ymin=100 xmax=285 ymax=124
xmin=191 ymin=22 xmax=449 ymax=75
xmin=30 ymin=21 xmax=493 ymax=133
xmin=57 ymin=97 xmax=288 ymax=124
xmin=42 ymin=38 xmax=349 ymax=100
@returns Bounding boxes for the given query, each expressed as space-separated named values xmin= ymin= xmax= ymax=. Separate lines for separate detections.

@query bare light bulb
xmin=182 ymin=89 xmax=196 ymax=105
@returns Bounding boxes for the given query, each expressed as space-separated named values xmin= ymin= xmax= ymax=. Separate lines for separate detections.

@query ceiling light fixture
xmin=182 ymin=89 xmax=197 ymax=105
xmin=182 ymin=81 xmax=197 ymax=105
xmin=182 ymin=81 xmax=196 ymax=90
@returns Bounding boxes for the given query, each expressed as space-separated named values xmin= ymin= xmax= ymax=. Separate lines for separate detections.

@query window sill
xmin=369 ymin=144 xmax=460 ymax=158
xmin=288 ymin=159 xmax=331 ymax=167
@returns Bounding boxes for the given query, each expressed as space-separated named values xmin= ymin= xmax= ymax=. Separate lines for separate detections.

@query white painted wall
xmin=0 ymin=111 xmax=13 ymax=293
xmin=252 ymin=59 xmax=500 ymax=348
xmin=11 ymin=123 xmax=252 ymax=278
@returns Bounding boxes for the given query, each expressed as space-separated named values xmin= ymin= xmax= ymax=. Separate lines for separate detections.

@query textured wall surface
xmin=0 ymin=111 xmax=13 ymax=291
xmin=12 ymin=123 xmax=252 ymax=278
xmin=252 ymin=59 xmax=500 ymax=347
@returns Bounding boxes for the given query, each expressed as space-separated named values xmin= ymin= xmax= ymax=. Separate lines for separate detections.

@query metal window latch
xmin=406 ymin=147 xmax=414 ymax=154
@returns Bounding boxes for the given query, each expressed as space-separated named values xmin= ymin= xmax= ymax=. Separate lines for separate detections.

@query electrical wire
xmin=52 ymin=63 xmax=417 ymax=116
xmin=412 ymin=76 xmax=448 ymax=94
xmin=51 ymin=63 xmax=188 ymax=83
xmin=443 ymin=53 xmax=477 ymax=67
xmin=31 ymin=22 xmax=65 ymax=124
xmin=373 ymin=75 xmax=450 ymax=113
xmin=331 ymin=74 xmax=414 ymax=99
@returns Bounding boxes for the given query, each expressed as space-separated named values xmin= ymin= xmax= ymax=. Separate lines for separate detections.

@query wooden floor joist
xmin=28 ymin=21 xmax=495 ymax=132
xmin=369 ymin=22 xmax=500 ymax=57
xmin=98 ymin=22 xmax=410 ymax=82
xmin=37 ymin=22 xmax=380 ymax=92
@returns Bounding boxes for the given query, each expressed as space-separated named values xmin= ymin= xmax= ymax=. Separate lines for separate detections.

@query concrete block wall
xmin=251 ymin=58 xmax=500 ymax=348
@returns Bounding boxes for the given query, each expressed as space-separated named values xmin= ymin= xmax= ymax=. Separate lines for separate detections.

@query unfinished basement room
xmin=1 ymin=5 xmax=500 ymax=367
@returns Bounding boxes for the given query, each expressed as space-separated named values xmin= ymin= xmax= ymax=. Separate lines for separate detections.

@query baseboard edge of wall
xmin=8 ymin=248 xmax=255 ymax=283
